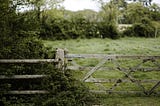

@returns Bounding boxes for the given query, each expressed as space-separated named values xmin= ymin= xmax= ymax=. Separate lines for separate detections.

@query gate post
xmin=55 ymin=48 xmax=68 ymax=71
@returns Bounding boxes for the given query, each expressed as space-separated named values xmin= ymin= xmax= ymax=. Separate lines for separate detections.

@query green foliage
xmin=38 ymin=70 xmax=97 ymax=106
xmin=149 ymin=3 xmax=160 ymax=21
xmin=100 ymin=1 xmax=118 ymax=24
xmin=98 ymin=22 xmax=120 ymax=39
xmin=0 ymin=1 xmax=97 ymax=105
xmin=39 ymin=2 xmax=160 ymax=40
xmin=0 ymin=32 xmax=45 ymax=59
xmin=0 ymin=62 xmax=97 ymax=105
xmin=40 ymin=15 xmax=100 ymax=40
xmin=123 ymin=18 xmax=155 ymax=37
xmin=41 ymin=17 xmax=66 ymax=40
xmin=0 ymin=0 xmax=43 ymax=59
xmin=124 ymin=3 xmax=150 ymax=24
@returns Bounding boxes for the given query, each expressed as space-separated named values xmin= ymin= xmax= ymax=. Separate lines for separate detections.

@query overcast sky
xmin=63 ymin=0 xmax=160 ymax=12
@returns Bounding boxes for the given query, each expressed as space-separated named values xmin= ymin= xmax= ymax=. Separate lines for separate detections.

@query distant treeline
xmin=40 ymin=16 xmax=160 ymax=40
xmin=39 ymin=3 xmax=160 ymax=40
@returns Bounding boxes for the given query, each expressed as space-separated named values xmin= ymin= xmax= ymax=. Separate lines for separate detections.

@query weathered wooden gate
xmin=66 ymin=54 xmax=160 ymax=95
xmin=0 ymin=49 xmax=160 ymax=96
xmin=0 ymin=48 xmax=66 ymax=95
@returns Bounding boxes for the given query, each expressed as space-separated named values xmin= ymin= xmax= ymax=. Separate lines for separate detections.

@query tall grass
xmin=43 ymin=37 xmax=160 ymax=55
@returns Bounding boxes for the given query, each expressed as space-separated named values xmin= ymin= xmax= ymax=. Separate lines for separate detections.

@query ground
xmin=43 ymin=37 xmax=160 ymax=55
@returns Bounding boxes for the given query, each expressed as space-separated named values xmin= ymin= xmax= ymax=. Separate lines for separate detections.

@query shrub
xmin=98 ymin=22 xmax=120 ymax=39
xmin=41 ymin=70 xmax=97 ymax=106
xmin=123 ymin=18 xmax=155 ymax=37
xmin=0 ymin=17 xmax=97 ymax=105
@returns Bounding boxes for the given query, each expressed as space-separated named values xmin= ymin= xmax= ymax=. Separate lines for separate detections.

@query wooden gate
xmin=0 ymin=48 xmax=66 ymax=95
xmin=0 ymin=49 xmax=160 ymax=96
xmin=66 ymin=54 xmax=160 ymax=95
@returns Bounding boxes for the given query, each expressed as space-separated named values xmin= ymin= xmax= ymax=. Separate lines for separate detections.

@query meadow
xmin=43 ymin=37 xmax=160 ymax=106
xmin=43 ymin=37 xmax=160 ymax=55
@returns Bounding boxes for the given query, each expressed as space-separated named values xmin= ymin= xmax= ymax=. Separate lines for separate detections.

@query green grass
xmin=43 ymin=37 xmax=160 ymax=55
xmin=99 ymin=96 xmax=160 ymax=106
xmin=43 ymin=37 xmax=160 ymax=106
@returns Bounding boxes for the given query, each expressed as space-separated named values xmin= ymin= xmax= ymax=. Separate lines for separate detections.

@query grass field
xmin=43 ymin=37 xmax=160 ymax=106
xmin=43 ymin=37 xmax=160 ymax=55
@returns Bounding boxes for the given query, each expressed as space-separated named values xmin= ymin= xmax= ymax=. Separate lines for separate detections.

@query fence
xmin=66 ymin=54 xmax=160 ymax=96
xmin=0 ymin=48 xmax=66 ymax=95
xmin=0 ymin=48 xmax=160 ymax=96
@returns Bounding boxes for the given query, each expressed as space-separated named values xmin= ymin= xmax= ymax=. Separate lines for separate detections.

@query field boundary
xmin=0 ymin=48 xmax=65 ymax=95
xmin=66 ymin=53 xmax=160 ymax=96
xmin=0 ymin=48 xmax=160 ymax=95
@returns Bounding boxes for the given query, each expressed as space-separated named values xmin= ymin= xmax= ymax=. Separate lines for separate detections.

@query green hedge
xmin=40 ymin=17 xmax=121 ymax=40
xmin=0 ymin=31 xmax=97 ymax=105
xmin=123 ymin=18 xmax=156 ymax=37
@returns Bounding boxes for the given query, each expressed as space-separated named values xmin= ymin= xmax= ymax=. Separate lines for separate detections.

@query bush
xmin=98 ymin=22 xmax=120 ymax=39
xmin=0 ymin=32 xmax=95 ymax=106
xmin=123 ymin=18 xmax=155 ymax=37
xmin=0 ymin=3 xmax=97 ymax=105
xmin=40 ymin=17 xmax=101 ymax=40
xmin=0 ymin=67 xmax=98 ymax=106
xmin=41 ymin=70 xmax=97 ymax=106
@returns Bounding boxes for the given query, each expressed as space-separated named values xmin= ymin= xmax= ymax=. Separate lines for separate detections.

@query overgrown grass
xmin=43 ymin=37 xmax=160 ymax=55
xmin=43 ymin=37 xmax=160 ymax=106
xmin=98 ymin=95 xmax=160 ymax=106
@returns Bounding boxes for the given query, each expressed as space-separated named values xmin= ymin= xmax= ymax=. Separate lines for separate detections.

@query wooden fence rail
xmin=66 ymin=53 xmax=160 ymax=96
xmin=0 ymin=75 xmax=47 ymax=79
xmin=66 ymin=54 xmax=160 ymax=59
xmin=0 ymin=48 xmax=66 ymax=95
xmin=5 ymin=90 xmax=49 ymax=95
xmin=0 ymin=49 xmax=160 ymax=95
xmin=0 ymin=59 xmax=57 ymax=64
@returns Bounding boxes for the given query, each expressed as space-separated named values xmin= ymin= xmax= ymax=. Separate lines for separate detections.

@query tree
xmin=96 ymin=0 xmax=120 ymax=39
xmin=28 ymin=0 xmax=64 ymax=21
xmin=0 ymin=0 xmax=45 ymax=59
xmin=124 ymin=3 xmax=150 ymax=23
xmin=123 ymin=17 xmax=156 ymax=37
xmin=131 ymin=0 xmax=152 ymax=6
xmin=149 ymin=3 xmax=160 ymax=21
xmin=0 ymin=1 xmax=97 ymax=105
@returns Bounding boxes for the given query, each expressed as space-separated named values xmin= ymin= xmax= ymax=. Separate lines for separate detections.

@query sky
xmin=63 ymin=0 xmax=100 ymax=11
xmin=63 ymin=0 xmax=160 ymax=12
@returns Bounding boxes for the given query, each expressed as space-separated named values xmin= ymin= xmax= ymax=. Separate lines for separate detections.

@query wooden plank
xmin=90 ymin=90 xmax=143 ymax=94
xmin=67 ymin=66 xmax=115 ymax=71
xmin=148 ymin=81 xmax=160 ymax=95
xmin=68 ymin=66 xmax=160 ymax=72
xmin=6 ymin=90 xmax=49 ymax=94
xmin=85 ymin=78 xmax=160 ymax=83
xmin=90 ymin=76 xmax=107 ymax=91
xmin=138 ymin=68 xmax=160 ymax=72
xmin=0 ymin=75 xmax=47 ymax=80
xmin=118 ymin=68 xmax=147 ymax=94
xmin=85 ymin=78 xmax=120 ymax=83
xmin=83 ymin=58 xmax=108 ymax=81
xmin=66 ymin=54 xmax=160 ymax=59
xmin=90 ymin=90 xmax=160 ymax=95
xmin=89 ymin=90 xmax=106 ymax=94
xmin=66 ymin=54 xmax=113 ymax=58
xmin=0 ymin=59 xmax=57 ymax=64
